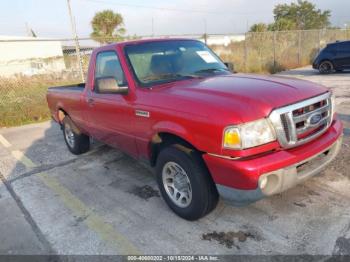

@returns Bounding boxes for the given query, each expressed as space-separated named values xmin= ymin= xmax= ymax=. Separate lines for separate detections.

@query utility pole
xmin=25 ymin=22 xmax=31 ymax=37
xmin=345 ymin=23 xmax=350 ymax=39
xmin=203 ymin=18 xmax=207 ymax=44
xmin=152 ymin=17 xmax=154 ymax=37
xmin=66 ymin=0 xmax=84 ymax=82
xmin=273 ymin=31 xmax=276 ymax=73
xmin=298 ymin=30 xmax=302 ymax=66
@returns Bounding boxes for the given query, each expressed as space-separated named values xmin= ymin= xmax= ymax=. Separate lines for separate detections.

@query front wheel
xmin=319 ymin=61 xmax=334 ymax=74
xmin=156 ymin=145 xmax=218 ymax=220
xmin=62 ymin=116 xmax=90 ymax=155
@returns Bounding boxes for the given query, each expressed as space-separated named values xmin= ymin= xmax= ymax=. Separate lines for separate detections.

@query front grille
xmin=269 ymin=92 xmax=333 ymax=148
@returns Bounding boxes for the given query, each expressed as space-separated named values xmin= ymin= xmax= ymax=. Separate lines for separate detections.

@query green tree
xmin=124 ymin=34 xmax=140 ymax=40
xmin=272 ymin=0 xmax=331 ymax=30
xmin=90 ymin=10 xmax=125 ymax=44
xmin=249 ymin=23 xmax=268 ymax=32
xmin=268 ymin=18 xmax=297 ymax=31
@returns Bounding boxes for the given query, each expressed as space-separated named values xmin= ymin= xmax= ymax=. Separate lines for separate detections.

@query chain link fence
xmin=214 ymin=29 xmax=350 ymax=73
xmin=0 ymin=29 xmax=349 ymax=127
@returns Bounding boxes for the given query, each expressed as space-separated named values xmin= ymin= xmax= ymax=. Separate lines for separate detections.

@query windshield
xmin=125 ymin=40 xmax=229 ymax=87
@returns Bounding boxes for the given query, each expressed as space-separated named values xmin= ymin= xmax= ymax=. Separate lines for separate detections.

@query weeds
xmin=0 ymin=74 xmax=79 ymax=127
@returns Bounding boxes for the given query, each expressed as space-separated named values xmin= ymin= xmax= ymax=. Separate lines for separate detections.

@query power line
xmin=81 ymin=0 xmax=255 ymax=16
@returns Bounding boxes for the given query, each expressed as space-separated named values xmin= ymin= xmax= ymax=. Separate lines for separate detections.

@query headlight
xmin=223 ymin=118 xmax=276 ymax=149
xmin=331 ymin=93 xmax=336 ymax=116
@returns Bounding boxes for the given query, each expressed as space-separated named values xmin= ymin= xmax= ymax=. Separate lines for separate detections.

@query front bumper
xmin=203 ymin=119 xmax=343 ymax=205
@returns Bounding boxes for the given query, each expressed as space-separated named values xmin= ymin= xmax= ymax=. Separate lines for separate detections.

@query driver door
xmin=86 ymin=50 xmax=137 ymax=157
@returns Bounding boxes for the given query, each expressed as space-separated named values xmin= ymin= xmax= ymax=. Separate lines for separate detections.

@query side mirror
xmin=96 ymin=77 xmax=128 ymax=94
xmin=224 ymin=62 xmax=235 ymax=73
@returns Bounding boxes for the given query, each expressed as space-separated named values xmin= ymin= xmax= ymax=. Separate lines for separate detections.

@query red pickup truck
xmin=47 ymin=38 xmax=343 ymax=220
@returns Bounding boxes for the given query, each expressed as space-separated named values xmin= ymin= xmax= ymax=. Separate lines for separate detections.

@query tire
xmin=318 ymin=60 xmax=334 ymax=74
xmin=156 ymin=145 xmax=218 ymax=220
xmin=62 ymin=116 xmax=90 ymax=155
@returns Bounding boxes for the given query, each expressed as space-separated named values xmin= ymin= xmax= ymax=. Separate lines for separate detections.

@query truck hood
xmin=155 ymin=74 xmax=329 ymax=123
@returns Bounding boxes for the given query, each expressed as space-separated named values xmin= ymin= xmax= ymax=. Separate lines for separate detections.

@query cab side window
xmin=338 ymin=42 xmax=350 ymax=52
xmin=326 ymin=44 xmax=336 ymax=53
xmin=95 ymin=51 xmax=127 ymax=90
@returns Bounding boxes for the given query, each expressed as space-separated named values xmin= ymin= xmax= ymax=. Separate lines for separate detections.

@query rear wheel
xmin=62 ymin=116 xmax=90 ymax=155
xmin=319 ymin=60 xmax=334 ymax=74
xmin=156 ymin=145 xmax=218 ymax=220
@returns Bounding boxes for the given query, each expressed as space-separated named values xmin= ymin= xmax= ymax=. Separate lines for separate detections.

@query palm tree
xmin=249 ymin=23 xmax=268 ymax=32
xmin=91 ymin=10 xmax=125 ymax=44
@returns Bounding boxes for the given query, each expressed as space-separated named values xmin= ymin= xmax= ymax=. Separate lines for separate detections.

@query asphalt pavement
xmin=0 ymin=67 xmax=349 ymax=256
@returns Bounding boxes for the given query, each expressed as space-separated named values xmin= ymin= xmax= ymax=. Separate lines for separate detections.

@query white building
xmin=0 ymin=36 xmax=66 ymax=77
xmin=204 ymin=35 xmax=246 ymax=46
xmin=141 ymin=34 xmax=246 ymax=46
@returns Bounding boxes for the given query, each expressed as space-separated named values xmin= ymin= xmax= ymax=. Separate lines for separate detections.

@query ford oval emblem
xmin=308 ymin=113 xmax=322 ymax=125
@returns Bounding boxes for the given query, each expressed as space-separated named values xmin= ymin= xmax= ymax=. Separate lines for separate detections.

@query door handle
xmin=87 ymin=98 xmax=95 ymax=106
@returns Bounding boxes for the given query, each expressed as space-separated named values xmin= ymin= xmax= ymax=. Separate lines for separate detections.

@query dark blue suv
xmin=313 ymin=40 xmax=350 ymax=74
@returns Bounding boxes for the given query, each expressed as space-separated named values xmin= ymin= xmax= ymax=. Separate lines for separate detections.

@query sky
xmin=1 ymin=0 xmax=350 ymax=38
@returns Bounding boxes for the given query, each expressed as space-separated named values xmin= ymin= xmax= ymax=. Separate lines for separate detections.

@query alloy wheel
xmin=162 ymin=161 xmax=192 ymax=208
xmin=319 ymin=61 xmax=333 ymax=74
xmin=64 ymin=124 xmax=75 ymax=148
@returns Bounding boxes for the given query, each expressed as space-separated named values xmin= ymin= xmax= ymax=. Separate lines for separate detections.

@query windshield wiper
xmin=141 ymin=73 xmax=200 ymax=82
xmin=167 ymin=73 xmax=200 ymax=79
xmin=194 ymin=68 xmax=229 ymax=74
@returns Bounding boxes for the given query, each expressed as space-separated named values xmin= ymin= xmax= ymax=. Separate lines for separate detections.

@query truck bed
xmin=47 ymin=82 xmax=86 ymax=124
xmin=48 ymin=83 xmax=85 ymax=92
